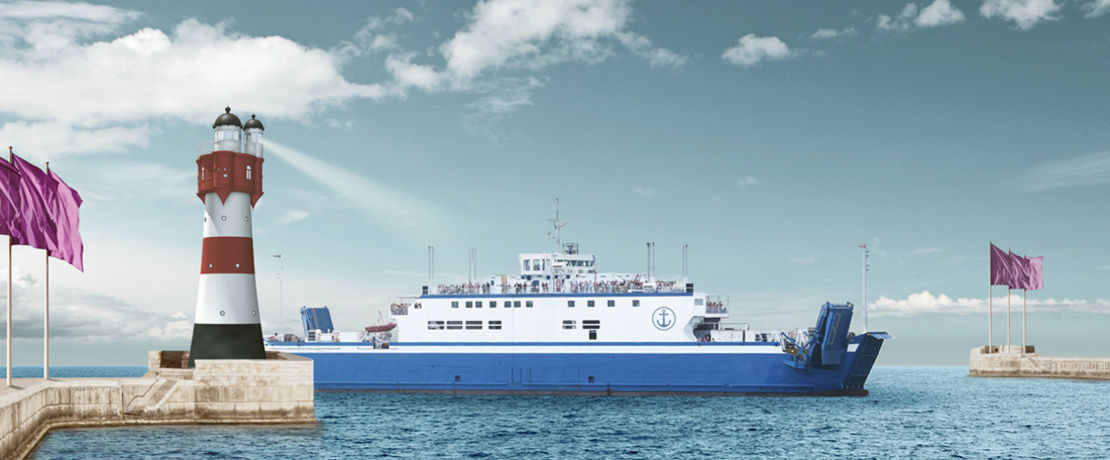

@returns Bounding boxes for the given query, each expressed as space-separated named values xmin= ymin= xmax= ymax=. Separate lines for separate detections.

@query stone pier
xmin=969 ymin=345 xmax=1110 ymax=380
xmin=0 ymin=351 xmax=314 ymax=459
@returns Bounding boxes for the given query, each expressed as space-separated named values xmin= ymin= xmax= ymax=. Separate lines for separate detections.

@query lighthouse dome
xmin=213 ymin=107 xmax=242 ymax=129
xmin=243 ymin=114 xmax=264 ymax=131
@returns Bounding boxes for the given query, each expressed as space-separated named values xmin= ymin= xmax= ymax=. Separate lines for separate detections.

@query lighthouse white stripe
xmin=202 ymin=191 xmax=254 ymax=237
xmin=195 ymin=273 xmax=261 ymax=324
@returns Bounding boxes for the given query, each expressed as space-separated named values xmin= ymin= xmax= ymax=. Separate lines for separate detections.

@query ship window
xmin=695 ymin=298 xmax=704 ymax=306
xmin=513 ymin=301 xmax=521 ymax=308
xmin=246 ymin=165 xmax=252 ymax=180
xmin=562 ymin=320 xmax=576 ymax=330
xmin=488 ymin=320 xmax=502 ymax=330
xmin=476 ymin=301 xmax=483 ymax=308
xmin=489 ymin=301 xmax=495 ymax=309
xmin=446 ymin=321 xmax=463 ymax=330
xmin=567 ymin=300 xmax=575 ymax=307
xmin=465 ymin=320 xmax=482 ymax=330
xmin=583 ymin=320 xmax=601 ymax=330
xmin=523 ymin=260 xmax=529 ymax=271
xmin=526 ymin=301 xmax=533 ymax=308
xmin=466 ymin=301 xmax=473 ymax=308
xmin=451 ymin=301 xmax=459 ymax=308
xmin=504 ymin=301 xmax=511 ymax=308
xmin=427 ymin=321 xmax=445 ymax=330
xmin=587 ymin=300 xmax=595 ymax=308
xmin=589 ymin=330 xmax=597 ymax=340
xmin=607 ymin=300 xmax=615 ymax=307
xmin=632 ymin=300 xmax=640 ymax=307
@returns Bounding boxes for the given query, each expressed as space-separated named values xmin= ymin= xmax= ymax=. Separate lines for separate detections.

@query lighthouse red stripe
xmin=200 ymin=237 xmax=255 ymax=274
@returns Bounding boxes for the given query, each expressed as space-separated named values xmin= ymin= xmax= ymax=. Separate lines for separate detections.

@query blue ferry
xmin=265 ymin=214 xmax=889 ymax=395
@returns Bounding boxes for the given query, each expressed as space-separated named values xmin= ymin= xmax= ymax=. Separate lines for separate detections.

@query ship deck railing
xmin=432 ymin=281 xmax=685 ymax=296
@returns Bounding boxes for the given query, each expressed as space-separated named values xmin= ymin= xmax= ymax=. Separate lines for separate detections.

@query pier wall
xmin=0 ymin=351 xmax=314 ymax=460
xmin=969 ymin=346 xmax=1110 ymax=379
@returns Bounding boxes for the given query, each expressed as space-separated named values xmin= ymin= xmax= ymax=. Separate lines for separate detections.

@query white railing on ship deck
xmin=432 ymin=280 xmax=685 ymax=295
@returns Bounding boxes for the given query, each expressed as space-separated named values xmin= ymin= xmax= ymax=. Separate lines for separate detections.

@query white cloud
xmin=810 ymin=27 xmax=857 ymax=40
xmin=870 ymin=290 xmax=1110 ymax=317
xmin=721 ymin=34 xmax=792 ymax=67
xmin=276 ymin=209 xmax=310 ymax=225
xmin=979 ymin=0 xmax=1060 ymax=30
xmin=0 ymin=8 xmax=387 ymax=158
xmin=630 ymin=186 xmax=656 ymax=197
xmin=338 ymin=7 xmax=415 ymax=57
xmin=878 ymin=0 xmax=965 ymax=31
xmin=1024 ymin=151 xmax=1110 ymax=191
xmin=915 ymin=0 xmax=967 ymax=27
xmin=737 ymin=176 xmax=759 ymax=187
xmin=1084 ymin=0 xmax=1110 ymax=17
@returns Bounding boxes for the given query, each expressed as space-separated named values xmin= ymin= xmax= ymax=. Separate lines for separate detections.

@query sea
xmin=16 ymin=366 xmax=1109 ymax=459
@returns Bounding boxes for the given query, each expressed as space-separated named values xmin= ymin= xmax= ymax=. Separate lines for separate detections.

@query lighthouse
xmin=188 ymin=107 xmax=266 ymax=365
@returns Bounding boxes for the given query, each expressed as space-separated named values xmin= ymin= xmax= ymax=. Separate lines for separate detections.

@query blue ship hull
xmin=270 ymin=333 xmax=886 ymax=396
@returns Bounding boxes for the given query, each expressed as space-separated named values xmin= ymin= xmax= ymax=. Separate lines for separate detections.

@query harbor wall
xmin=969 ymin=346 xmax=1110 ymax=379
xmin=0 ymin=351 xmax=314 ymax=460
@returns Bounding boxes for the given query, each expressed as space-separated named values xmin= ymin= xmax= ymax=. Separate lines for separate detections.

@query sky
xmin=0 ymin=0 xmax=1108 ymax=366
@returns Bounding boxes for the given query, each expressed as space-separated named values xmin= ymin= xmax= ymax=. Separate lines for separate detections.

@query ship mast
xmin=547 ymin=198 xmax=567 ymax=252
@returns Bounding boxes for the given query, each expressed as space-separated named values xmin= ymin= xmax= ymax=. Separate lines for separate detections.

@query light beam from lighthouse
xmin=188 ymin=107 xmax=266 ymax=366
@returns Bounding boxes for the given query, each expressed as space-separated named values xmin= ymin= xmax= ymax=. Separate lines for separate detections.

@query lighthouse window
xmin=451 ymin=301 xmax=459 ymax=308
xmin=427 ymin=321 xmax=445 ymax=330
xmin=607 ymin=300 xmax=615 ymax=307
xmin=465 ymin=321 xmax=482 ymax=330
xmin=201 ymin=167 xmax=205 ymax=180
xmin=488 ymin=320 xmax=502 ymax=330
xmin=583 ymin=320 xmax=601 ymax=330
xmin=246 ymin=165 xmax=252 ymax=180
xmin=562 ymin=320 xmax=576 ymax=330
xmin=446 ymin=321 xmax=463 ymax=330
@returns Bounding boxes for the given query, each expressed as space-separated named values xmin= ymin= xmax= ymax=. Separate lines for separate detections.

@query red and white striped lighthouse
xmin=188 ymin=107 xmax=266 ymax=365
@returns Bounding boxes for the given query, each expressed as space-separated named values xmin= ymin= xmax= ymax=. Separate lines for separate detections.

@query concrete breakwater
xmin=970 ymin=346 xmax=1110 ymax=380
xmin=0 ymin=351 xmax=314 ymax=460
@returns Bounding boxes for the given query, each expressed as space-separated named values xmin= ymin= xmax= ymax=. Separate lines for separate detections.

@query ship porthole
xmin=251 ymin=310 xmax=257 ymax=316
xmin=244 ymin=216 xmax=249 ymax=222
xmin=221 ymin=215 xmax=227 ymax=221
xmin=219 ymin=310 xmax=226 ymax=316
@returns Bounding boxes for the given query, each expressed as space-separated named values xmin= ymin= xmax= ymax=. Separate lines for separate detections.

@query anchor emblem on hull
xmin=652 ymin=306 xmax=676 ymax=331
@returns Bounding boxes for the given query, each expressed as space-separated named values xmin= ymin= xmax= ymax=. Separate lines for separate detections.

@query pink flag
xmin=989 ymin=244 xmax=1012 ymax=286
xmin=10 ymin=154 xmax=58 ymax=252
xmin=47 ymin=169 xmax=83 ymax=271
xmin=0 ymin=158 xmax=22 ymax=242
xmin=1010 ymin=254 xmax=1031 ymax=290
xmin=1026 ymin=256 xmax=1043 ymax=290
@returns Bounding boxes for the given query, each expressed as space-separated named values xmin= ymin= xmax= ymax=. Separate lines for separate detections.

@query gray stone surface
xmin=969 ymin=346 xmax=1110 ymax=379
xmin=0 ymin=351 xmax=314 ymax=460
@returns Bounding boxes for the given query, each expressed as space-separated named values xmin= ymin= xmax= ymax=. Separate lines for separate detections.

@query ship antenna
xmin=546 ymin=198 xmax=567 ymax=252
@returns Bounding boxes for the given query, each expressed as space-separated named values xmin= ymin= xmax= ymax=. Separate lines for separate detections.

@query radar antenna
xmin=546 ymin=198 xmax=567 ymax=252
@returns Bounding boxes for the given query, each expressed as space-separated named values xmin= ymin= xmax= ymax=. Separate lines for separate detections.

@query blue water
xmin=30 ymin=366 xmax=1110 ymax=458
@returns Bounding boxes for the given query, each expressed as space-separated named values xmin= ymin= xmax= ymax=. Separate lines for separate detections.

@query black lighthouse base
xmin=188 ymin=323 xmax=267 ymax=367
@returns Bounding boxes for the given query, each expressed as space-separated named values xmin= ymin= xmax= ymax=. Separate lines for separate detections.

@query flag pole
xmin=1022 ymin=289 xmax=1027 ymax=353
xmin=6 ymin=146 xmax=11 ymax=387
xmin=43 ymin=161 xmax=49 ymax=379
xmin=1006 ymin=286 xmax=1011 ymax=351
xmin=988 ymin=242 xmax=993 ymax=354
